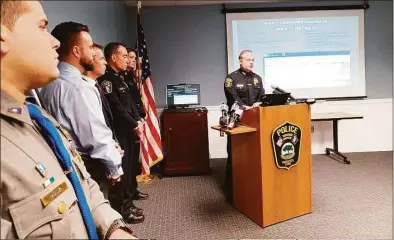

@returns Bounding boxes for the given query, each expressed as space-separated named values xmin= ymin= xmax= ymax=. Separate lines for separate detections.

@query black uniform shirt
xmin=224 ymin=68 xmax=265 ymax=108
xmin=97 ymin=66 xmax=141 ymax=137
xmin=122 ymin=70 xmax=146 ymax=119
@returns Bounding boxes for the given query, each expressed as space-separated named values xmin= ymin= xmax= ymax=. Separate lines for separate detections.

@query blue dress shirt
xmin=40 ymin=62 xmax=123 ymax=178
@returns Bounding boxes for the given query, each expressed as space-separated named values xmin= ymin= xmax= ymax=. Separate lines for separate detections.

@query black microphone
xmin=228 ymin=101 xmax=244 ymax=129
xmin=271 ymin=85 xmax=296 ymax=101
xmin=219 ymin=103 xmax=229 ymax=127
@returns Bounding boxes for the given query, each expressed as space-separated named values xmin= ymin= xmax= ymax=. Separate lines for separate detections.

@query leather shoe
xmin=124 ymin=211 xmax=145 ymax=224
xmin=122 ymin=200 xmax=143 ymax=215
xmin=132 ymin=190 xmax=149 ymax=200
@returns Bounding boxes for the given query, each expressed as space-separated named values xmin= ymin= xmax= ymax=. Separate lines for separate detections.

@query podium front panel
xmin=260 ymin=104 xmax=312 ymax=226
xmin=230 ymin=104 xmax=312 ymax=227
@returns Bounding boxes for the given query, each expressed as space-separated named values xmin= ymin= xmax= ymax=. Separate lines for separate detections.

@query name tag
xmin=236 ymin=84 xmax=244 ymax=88
xmin=40 ymin=181 xmax=68 ymax=207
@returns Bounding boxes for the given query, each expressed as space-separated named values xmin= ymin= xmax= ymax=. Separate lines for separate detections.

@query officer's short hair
xmin=93 ymin=43 xmax=103 ymax=51
xmin=126 ymin=47 xmax=136 ymax=54
xmin=104 ymin=42 xmax=127 ymax=61
xmin=239 ymin=50 xmax=253 ymax=60
xmin=51 ymin=21 xmax=90 ymax=56
xmin=1 ymin=1 xmax=31 ymax=30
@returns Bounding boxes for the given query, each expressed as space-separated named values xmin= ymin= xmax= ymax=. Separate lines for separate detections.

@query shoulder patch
xmin=101 ymin=80 xmax=112 ymax=94
xmin=225 ymin=77 xmax=233 ymax=88
xmin=253 ymin=78 xmax=259 ymax=86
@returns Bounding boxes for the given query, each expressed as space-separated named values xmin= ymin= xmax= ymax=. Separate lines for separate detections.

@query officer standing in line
xmin=124 ymin=48 xmax=146 ymax=119
xmin=122 ymin=48 xmax=146 ymax=178
xmin=0 ymin=1 xmax=135 ymax=238
xmin=39 ymin=22 xmax=125 ymax=203
xmin=82 ymin=43 xmax=124 ymax=199
xmin=98 ymin=42 xmax=148 ymax=224
xmin=223 ymin=50 xmax=265 ymax=203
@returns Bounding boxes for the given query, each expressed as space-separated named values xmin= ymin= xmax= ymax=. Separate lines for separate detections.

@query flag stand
xmin=134 ymin=0 xmax=164 ymax=181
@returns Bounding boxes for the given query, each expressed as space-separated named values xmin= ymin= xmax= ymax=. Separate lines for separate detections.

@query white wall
xmin=204 ymin=98 xmax=392 ymax=158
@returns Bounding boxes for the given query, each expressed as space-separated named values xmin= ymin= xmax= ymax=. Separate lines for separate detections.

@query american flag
xmin=135 ymin=1 xmax=163 ymax=176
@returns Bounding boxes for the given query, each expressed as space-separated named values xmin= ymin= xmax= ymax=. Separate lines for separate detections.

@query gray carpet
xmin=131 ymin=152 xmax=392 ymax=240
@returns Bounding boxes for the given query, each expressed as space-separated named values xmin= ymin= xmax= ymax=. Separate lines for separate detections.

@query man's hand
xmin=108 ymin=229 xmax=137 ymax=239
xmin=105 ymin=172 xmax=121 ymax=185
xmin=137 ymin=121 xmax=143 ymax=134
xmin=133 ymin=121 xmax=144 ymax=142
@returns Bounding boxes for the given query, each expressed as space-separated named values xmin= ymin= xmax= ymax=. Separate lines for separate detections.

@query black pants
xmin=133 ymin=142 xmax=142 ymax=177
xmin=82 ymin=155 xmax=109 ymax=199
xmin=109 ymin=134 xmax=138 ymax=211
xmin=225 ymin=135 xmax=233 ymax=204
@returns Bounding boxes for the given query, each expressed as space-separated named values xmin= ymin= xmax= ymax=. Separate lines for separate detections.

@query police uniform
xmin=223 ymin=68 xmax=265 ymax=203
xmin=224 ymin=68 xmax=265 ymax=108
xmin=123 ymin=70 xmax=146 ymax=119
xmin=122 ymin=70 xmax=146 ymax=176
xmin=0 ymin=92 xmax=124 ymax=239
xmin=97 ymin=66 xmax=143 ymax=221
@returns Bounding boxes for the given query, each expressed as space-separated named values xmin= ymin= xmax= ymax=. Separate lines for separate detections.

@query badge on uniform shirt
xmin=101 ymin=80 xmax=112 ymax=94
xmin=7 ymin=107 xmax=22 ymax=115
xmin=225 ymin=78 xmax=232 ymax=88
xmin=40 ymin=181 xmax=68 ymax=207
xmin=253 ymin=78 xmax=259 ymax=87
xmin=43 ymin=176 xmax=56 ymax=188
xmin=35 ymin=162 xmax=47 ymax=178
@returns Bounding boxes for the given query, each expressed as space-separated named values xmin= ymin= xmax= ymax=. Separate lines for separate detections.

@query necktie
xmin=95 ymin=82 xmax=104 ymax=96
xmin=27 ymin=103 xmax=99 ymax=240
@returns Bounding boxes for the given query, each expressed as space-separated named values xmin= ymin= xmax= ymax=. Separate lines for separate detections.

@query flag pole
xmin=136 ymin=1 xmax=142 ymax=86
xmin=135 ymin=1 xmax=153 ymax=183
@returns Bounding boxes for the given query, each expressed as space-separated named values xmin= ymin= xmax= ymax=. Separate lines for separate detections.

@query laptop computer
xmin=259 ymin=93 xmax=290 ymax=107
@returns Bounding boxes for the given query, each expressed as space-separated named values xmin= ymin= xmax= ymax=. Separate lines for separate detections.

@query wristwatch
xmin=104 ymin=218 xmax=134 ymax=239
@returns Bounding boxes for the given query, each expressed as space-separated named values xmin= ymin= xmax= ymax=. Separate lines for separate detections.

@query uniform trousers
xmin=82 ymin=155 xmax=109 ymax=200
xmin=109 ymin=134 xmax=138 ymax=211
xmin=225 ymin=135 xmax=233 ymax=204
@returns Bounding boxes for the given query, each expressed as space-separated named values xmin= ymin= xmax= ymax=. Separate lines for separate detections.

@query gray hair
xmin=238 ymin=50 xmax=253 ymax=60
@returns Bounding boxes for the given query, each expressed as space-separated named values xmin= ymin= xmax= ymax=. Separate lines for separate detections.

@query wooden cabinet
xmin=161 ymin=108 xmax=211 ymax=176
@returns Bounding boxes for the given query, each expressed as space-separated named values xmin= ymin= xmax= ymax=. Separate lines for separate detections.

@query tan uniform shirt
xmin=1 ymin=92 xmax=122 ymax=239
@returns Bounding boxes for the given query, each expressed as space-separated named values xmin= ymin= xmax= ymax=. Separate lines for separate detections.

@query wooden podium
xmin=212 ymin=104 xmax=312 ymax=227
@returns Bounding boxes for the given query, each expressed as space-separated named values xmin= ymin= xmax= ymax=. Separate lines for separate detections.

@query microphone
xmin=227 ymin=101 xmax=244 ymax=129
xmin=219 ymin=103 xmax=229 ymax=127
xmin=271 ymin=85 xmax=296 ymax=101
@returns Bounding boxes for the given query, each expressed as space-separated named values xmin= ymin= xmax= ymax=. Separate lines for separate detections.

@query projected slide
xmin=226 ymin=10 xmax=366 ymax=98
xmin=263 ymin=51 xmax=351 ymax=89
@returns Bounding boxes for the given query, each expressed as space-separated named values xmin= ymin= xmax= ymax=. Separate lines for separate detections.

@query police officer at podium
xmin=223 ymin=50 xmax=265 ymax=203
